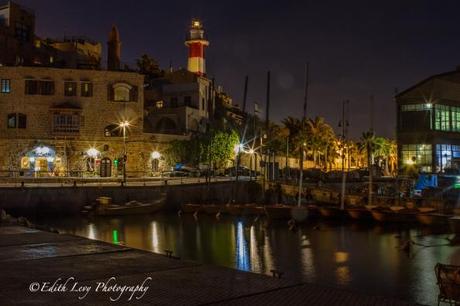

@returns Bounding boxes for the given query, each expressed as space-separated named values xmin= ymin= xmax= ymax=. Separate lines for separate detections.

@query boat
xmin=311 ymin=188 xmax=340 ymax=205
xmin=417 ymin=213 xmax=450 ymax=226
xmin=290 ymin=206 xmax=309 ymax=222
xmin=242 ymin=204 xmax=265 ymax=216
xmin=318 ymin=206 xmax=346 ymax=218
xmin=202 ymin=204 xmax=224 ymax=215
xmin=345 ymin=195 xmax=364 ymax=206
xmin=95 ymin=198 xmax=164 ymax=216
xmin=307 ymin=204 xmax=320 ymax=217
xmin=226 ymin=204 xmax=244 ymax=215
xmin=347 ymin=207 xmax=372 ymax=220
xmin=181 ymin=203 xmax=202 ymax=213
xmin=449 ymin=216 xmax=460 ymax=234
xmin=264 ymin=204 xmax=293 ymax=220
xmin=370 ymin=207 xmax=418 ymax=223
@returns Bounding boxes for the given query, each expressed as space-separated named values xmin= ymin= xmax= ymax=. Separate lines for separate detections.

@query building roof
xmin=396 ymin=70 xmax=460 ymax=98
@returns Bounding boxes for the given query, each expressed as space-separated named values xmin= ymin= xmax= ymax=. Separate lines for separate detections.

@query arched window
xmin=113 ymin=83 xmax=132 ymax=102
xmin=104 ymin=124 xmax=123 ymax=137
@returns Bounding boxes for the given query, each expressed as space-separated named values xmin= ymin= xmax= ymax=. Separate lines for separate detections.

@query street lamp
xmin=119 ymin=120 xmax=130 ymax=184
xmin=248 ymin=148 xmax=255 ymax=180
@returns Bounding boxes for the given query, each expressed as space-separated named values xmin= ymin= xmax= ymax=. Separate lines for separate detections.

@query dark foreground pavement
xmin=0 ymin=225 xmax=414 ymax=305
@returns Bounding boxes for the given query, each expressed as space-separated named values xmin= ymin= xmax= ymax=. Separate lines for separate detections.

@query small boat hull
xmin=264 ymin=205 xmax=293 ymax=220
xmin=449 ymin=217 xmax=460 ymax=234
xmin=96 ymin=201 xmax=163 ymax=216
xmin=416 ymin=213 xmax=450 ymax=226
xmin=181 ymin=204 xmax=201 ymax=213
xmin=242 ymin=204 xmax=264 ymax=216
xmin=318 ymin=206 xmax=345 ymax=218
xmin=371 ymin=209 xmax=417 ymax=223
xmin=290 ymin=206 xmax=309 ymax=222
xmin=347 ymin=208 xmax=372 ymax=220
xmin=202 ymin=205 xmax=223 ymax=215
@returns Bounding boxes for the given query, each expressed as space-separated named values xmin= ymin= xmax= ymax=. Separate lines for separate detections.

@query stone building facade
xmin=0 ymin=66 xmax=172 ymax=177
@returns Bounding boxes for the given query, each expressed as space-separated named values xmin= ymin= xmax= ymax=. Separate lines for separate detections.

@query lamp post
xmin=119 ymin=120 xmax=130 ymax=185
xmin=248 ymin=148 xmax=255 ymax=180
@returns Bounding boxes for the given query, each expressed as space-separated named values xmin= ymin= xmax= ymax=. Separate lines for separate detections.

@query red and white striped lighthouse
xmin=185 ymin=19 xmax=209 ymax=76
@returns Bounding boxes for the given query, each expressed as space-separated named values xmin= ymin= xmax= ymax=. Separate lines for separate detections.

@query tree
xmin=136 ymin=54 xmax=162 ymax=77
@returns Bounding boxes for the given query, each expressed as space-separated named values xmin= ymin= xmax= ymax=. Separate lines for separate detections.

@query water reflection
xmin=235 ymin=221 xmax=250 ymax=271
xmin=38 ymin=214 xmax=460 ymax=306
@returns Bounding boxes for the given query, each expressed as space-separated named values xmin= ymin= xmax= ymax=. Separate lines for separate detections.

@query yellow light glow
xmin=151 ymin=151 xmax=161 ymax=159
xmin=86 ymin=148 xmax=100 ymax=158
xmin=119 ymin=120 xmax=130 ymax=128
xmin=248 ymin=149 xmax=255 ymax=154
xmin=405 ymin=159 xmax=415 ymax=166
xmin=193 ymin=21 xmax=201 ymax=27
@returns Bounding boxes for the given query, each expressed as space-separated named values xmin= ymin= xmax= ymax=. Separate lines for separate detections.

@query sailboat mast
xmin=298 ymin=63 xmax=309 ymax=207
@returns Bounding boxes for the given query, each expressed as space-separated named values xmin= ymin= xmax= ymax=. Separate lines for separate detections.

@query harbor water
xmin=36 ymin=213 xmax=460 ymax=306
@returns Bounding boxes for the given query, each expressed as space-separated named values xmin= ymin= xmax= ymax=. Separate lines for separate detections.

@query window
xmin=435 ymin=105 xmax=450 ymax=131
xmin=1 ymin=79 xmax=10 ymax=93
xmin=436 ymin=144 xmax=460 ymax=171
xmin=7 ymin=113 xmax=26 ymax=129
xmin=400 ymin=104 xmax=432 ymax=111
xmin=64 ymin=81 xmax=77 ymax=96
xmin=401 ymin=144 xmax=432 ymax=172
xmin=25 ymin=80 xmax=54 ymax=95
xmin=104 ymin=124 xmax=122 ymax=137
xmin=201 ymin=98 xmax=205 ymax=110
xmin=81 ymin=82 xmax=93 ymax=97
xmin=113 ymin=83 xmax=131 ymax=102
xmin=452 ymin=107 xmax=460 ymax=132
xmin=25 ymin=80 xmax=38 ymax=95
xmin=184 ymin=96 xmax=192 ymax=106
xmin=40 ymin=80 xmax=54 ymax=95
xmin=156 ymin=101 xmax=164 ymax=109
xmin=52 ymin=113 xmax=80 ymax=134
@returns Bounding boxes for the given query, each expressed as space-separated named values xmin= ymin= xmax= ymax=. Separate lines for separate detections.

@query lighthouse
xmin=185 ymin=19 xmax=209 ymax=76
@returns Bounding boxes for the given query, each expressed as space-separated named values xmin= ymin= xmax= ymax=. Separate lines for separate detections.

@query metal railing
xmin=0 ymin=170 xmax=250 ymax=188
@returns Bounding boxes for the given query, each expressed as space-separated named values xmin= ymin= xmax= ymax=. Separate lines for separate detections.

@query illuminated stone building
xmin=396 ymin=69 xmax=460 ymax=173
xmin=0 ymin=65 xmax=153 ymax=177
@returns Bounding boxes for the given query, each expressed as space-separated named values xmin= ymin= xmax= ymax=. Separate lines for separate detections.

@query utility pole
xmin=339 ymin=100 xmax=350 ymax=210
xmin=369 ymin=95 xmax=374 ymax=207
xmin=298 ymin=63 xmax=309 ymax=207
xmin=264 ymin=71 xmax=270 ymax=191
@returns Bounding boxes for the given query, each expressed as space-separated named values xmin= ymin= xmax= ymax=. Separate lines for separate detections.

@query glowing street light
xmin=151 ymin=151 xmax=161 ymax=159
xmin=119 ymin=120 xmax=130 ymax=184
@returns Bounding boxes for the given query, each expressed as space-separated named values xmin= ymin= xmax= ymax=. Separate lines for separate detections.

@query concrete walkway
xmin=0 ymin=225 xmax=414 ymax=305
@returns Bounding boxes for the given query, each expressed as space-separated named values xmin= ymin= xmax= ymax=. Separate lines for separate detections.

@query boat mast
xmin=298 ymin=63 xmax=309 ymax=207
xmin=369 ymin=95 xmax=374 ymax=207
xmin=263 ymin=71 xmax=271 ymax=195
xmin=340 ymin=100 xmax=349 ymax=210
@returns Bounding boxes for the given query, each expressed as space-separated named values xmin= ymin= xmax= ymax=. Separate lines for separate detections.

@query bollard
xmin=73 ymin=180 xmax=77 ymax=187
xmin=164 ymin=249 xmax=173 ymax=258
xmin=164 ymin=180 xmax=168 ymax=186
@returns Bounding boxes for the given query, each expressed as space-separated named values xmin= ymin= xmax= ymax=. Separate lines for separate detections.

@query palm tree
xmin=306 ymin=117 xmax=336 ymax=168
xmin=359 ymin=130 xmax=377 ymax=170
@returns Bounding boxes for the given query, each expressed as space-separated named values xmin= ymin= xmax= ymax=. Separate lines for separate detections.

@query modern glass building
xmin=396 ymin=70 xmax=460 ymax=173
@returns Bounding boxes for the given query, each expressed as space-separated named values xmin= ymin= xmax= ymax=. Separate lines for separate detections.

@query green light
xmin=114 ymin=159 xmax=118 ymax=166
xmin=112 ymin=230 xmax=119 ymax=244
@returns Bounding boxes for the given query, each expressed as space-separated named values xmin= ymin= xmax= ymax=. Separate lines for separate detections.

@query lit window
xmin=52 ymin=113 xmax=80 ymax=134
xmin=112 ymin=83 xmax=132 ymax=102
xmin=401 ymin=144 xmax=432 ymax=172
xmin=434 ymin=105 xmax=450 ymax=131
xmin=64 ymin=81 xmax=77 ymax=96
xmin=81 ymin=82 xmax=93 ymax=97
xmin=156 ymin=101 xmax=164 ymax=108
xmin=6 ymin=113 xmax=26 ymax=129
xmin=1 ymin=79 xmax=10 ymax=93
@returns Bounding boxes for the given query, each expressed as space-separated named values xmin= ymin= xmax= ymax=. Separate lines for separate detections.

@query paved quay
xmin=0 ymin=225 xmax=415 ymax=305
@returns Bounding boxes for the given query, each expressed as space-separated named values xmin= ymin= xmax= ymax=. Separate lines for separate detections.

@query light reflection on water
xmin=38 ymin=213 xmax=460 ymax=305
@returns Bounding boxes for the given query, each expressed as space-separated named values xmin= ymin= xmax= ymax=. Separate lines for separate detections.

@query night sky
xmin=18 ymin=0 xmax=460 ymax=139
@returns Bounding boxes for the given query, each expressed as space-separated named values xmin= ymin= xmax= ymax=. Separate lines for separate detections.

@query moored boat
xmin=318 ymin=206 xmax=346 ymax=218
xmin=417 ymin=213 xmax=450 ymax=226
xmin=449 ymin=216 xmax=460 ymax=234
xmin=347 ymin=207 xmax=372 ymax=220
xmin=202 ymin=204 xmax=224 ymax=215
xmin=181 ymin=203 xmax=202 ymax=213
xmin=264 ymin=204 xmax=293 ymax=219
xmin=226 ymin=204 xmax=244 ymax=215
xmin=96 ymin=199 xmax=164 ymax=216
xmin=242 ymin=204 xmax=265 ymax=216
xmin=371 ymin=207 xmax=417 ymax=223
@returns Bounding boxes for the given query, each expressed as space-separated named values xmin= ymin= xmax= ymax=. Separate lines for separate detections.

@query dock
xmin=0 ymin=225 xmax=414 ymax=305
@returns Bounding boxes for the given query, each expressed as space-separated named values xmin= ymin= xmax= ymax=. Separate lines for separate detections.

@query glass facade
xmin=401 ymin=144 xmax=432 ymax=172
xmin=435 ymin=144 xmax=460 ymax=171
xmin=400 ymin=104 xmax=432 ymax=111
xmin=434 ymin=104 xmax=450 ymax=131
